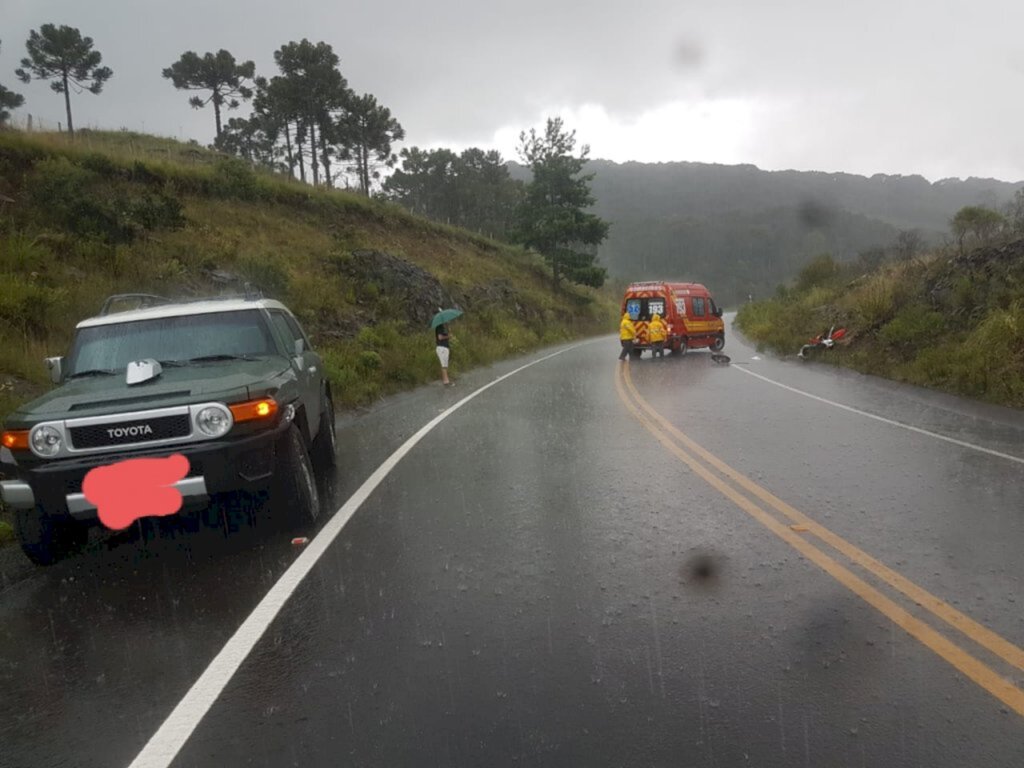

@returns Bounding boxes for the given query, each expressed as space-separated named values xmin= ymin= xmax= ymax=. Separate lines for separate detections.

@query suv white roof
xmin=77 ymin=298 xmax=291 ymax=328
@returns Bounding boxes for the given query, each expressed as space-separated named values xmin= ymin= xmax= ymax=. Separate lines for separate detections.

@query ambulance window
xmin=709 ymin=298 xmax=719 ymax=316
xmin=692 ymin=297 xmax=706 ymax=317
xmin=626 ymin=297 xmax=667 ymax=321
xmin=675 ymin=299 xmax=686 ymax=315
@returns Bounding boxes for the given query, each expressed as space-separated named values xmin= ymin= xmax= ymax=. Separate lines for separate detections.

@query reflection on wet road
xmin=2 ymin=321 xmax=1024 ymax=768
xmin=616 ymin=362 xmax=1024 ymax=717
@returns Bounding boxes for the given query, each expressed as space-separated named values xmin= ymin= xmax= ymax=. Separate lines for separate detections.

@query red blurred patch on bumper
xmin=82 ymin=454 xmax=191 ymax=530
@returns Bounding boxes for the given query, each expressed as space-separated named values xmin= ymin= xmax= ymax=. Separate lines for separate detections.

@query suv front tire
xmin=273 ymin=423 xmax=320 ymax=528
xmin=14 ymin=507 xmax=88 ymax=566
xmin=310 ymin=393 xmax=337 ymax=471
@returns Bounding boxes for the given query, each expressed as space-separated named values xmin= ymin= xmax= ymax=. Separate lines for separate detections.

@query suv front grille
xmin=69 ymin=414 xmax=192 ymax=449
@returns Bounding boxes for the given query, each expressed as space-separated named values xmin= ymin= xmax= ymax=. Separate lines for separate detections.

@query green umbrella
xmin=431 ymin=308 xmax=463 ymax=328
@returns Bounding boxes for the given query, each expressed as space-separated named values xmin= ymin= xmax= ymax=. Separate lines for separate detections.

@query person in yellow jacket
xmin=618 ymin=312 xmax=636 ymax=361
xmin=648 ymin=313 xmax=669 ymax=359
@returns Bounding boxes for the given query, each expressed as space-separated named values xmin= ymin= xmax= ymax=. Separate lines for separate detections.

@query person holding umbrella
xmin=431 ymin=308 xmax=462 ymax=386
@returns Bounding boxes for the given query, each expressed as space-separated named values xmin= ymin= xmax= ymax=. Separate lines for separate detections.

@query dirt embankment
xmin=735 ymin=238 xmax=1024 ymax=407
xmin=0 ymin=130 xmax=618 ymax=417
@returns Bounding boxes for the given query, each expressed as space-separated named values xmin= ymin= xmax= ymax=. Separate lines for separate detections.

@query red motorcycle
xmin=798 ymin=326 xmax=847 ymax=358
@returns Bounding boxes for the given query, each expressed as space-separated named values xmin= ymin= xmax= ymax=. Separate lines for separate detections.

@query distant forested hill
xmin=510 ymin=160 xmax=1023 ymax=304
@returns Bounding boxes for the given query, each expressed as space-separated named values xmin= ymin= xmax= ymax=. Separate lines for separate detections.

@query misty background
xmin=3 ymin=0 xmax=1024 ymax=301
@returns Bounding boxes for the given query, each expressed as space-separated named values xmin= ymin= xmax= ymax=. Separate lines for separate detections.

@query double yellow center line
xmin=615 ymin=363 xmax=1024 ymax=717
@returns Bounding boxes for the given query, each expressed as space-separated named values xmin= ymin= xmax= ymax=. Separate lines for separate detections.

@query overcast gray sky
xmin=3 ymin=0 xmax=1023 ymax=181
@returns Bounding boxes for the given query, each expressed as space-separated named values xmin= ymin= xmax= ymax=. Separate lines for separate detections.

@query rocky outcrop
xmin=331 ymin=250 xmax=456 ymax=327
xmin=455 ymin=278 xmax=539 ymax=322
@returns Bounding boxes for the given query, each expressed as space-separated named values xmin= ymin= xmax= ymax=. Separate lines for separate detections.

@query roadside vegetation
xmin=4 ymin=25 xmax=611 ymax=293
xmin=736 ymin=201 xmax=1024 ymax=407
xmin=0 ymin=129 xmax=617 ymax=426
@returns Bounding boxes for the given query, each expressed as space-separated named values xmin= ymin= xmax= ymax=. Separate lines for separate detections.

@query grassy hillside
xmin=0 ymin=129 xmax=618 ymax=423
xmin=735 ymin=239 xmax=1024 ymax=407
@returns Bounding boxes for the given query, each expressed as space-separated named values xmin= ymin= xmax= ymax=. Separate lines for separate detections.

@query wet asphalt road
xmin=3 ymin=319 xmax=1024 ymax=767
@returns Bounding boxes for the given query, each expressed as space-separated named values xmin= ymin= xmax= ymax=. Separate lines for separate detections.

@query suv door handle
xmin=307 ymin=366 xmax=317 ymax=374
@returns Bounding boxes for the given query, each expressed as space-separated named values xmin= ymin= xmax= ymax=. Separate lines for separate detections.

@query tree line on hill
xmin=381 ymin=147 xmax=523 ymax=241
xmin=598 ymin=192 xmax=1024 ymax=306
xmin=544 ymin=159 xmax=1024 ymax=304
xmin=6 ymin=25 xmax=1023 ymax=298
xmin=1 ymin=25 xmax=404 ymax=196
xmin=1 ymin=24 xmax=610 ymax=288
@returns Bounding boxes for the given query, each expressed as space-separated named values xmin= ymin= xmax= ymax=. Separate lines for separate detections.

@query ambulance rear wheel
xmin=711 ymin=335 xmax=725 ymax=352
xmin=677 ymin=339 xmax=688 ymax=356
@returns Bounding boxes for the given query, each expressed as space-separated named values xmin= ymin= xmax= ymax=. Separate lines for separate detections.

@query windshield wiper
xmin=67 ymin=368 xmax=117 ymax=379
xmin=185 ymin=354 xmax=261 ymax=363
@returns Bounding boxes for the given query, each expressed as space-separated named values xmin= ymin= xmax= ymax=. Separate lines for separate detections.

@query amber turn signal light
xmin=229 ymin=398 xmax=278 ymax=423
xmin=1 ymin=430 xmax=30 ymax=451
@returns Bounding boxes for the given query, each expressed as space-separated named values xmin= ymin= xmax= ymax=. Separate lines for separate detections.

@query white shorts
xmin=436 ymin=346 xmax=450 ymax=368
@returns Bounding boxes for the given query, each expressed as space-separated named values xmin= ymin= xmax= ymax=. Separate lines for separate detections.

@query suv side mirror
xmin=45 ymin=356 xmax=64 ymax=384
xmin=293 ymin=338 xmax=305 ymax=356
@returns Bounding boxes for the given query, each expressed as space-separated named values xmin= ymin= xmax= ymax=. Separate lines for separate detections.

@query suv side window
xmin=269 ymin=310 xmax=301 ymax=354
xmin=692 ymin=297 xmax=706 ymax=317
xmin=283 ymin=313 xmax=311 ymax=349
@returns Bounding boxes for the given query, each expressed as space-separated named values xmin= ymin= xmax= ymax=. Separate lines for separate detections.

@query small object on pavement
xmin=710 ymin=353 xmax=731 ymax=365
xmin=789 ymin=524 xmax=809 ymax=533
xmin=291 ymin=537 xmax=310 ymax=546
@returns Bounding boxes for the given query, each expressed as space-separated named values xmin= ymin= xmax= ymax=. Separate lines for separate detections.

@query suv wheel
xmin=273 ymin=424 xmax=320 ymax=527
xmin=15 ymin=507 xmax=87 ymax=566
xmin=310 ymin=394 xmax=337 ymax=471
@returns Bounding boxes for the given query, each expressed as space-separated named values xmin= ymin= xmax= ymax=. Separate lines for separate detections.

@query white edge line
xmin=128 ymin=339 xmax=598 ymax=768
xmin=733 ymin=364 xmax=1024 ymax=466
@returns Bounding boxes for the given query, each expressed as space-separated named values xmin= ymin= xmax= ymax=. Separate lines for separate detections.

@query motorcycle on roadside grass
xmin=798 ymin=326 xmax=848 ymax=359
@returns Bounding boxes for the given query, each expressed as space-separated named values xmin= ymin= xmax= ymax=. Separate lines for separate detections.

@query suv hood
xmin=5 ymin=357 xmax=293 ymax=424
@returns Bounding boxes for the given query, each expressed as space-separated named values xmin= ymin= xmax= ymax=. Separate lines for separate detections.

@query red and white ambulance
xmin=622 ymin=281 xmax=725 ymax=356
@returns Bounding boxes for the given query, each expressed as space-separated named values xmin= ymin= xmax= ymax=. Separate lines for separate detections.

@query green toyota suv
xmin=0 ymin=292 xmax=336 ymax=565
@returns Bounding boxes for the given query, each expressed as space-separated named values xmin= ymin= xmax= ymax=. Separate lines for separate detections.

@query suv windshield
xmin=65 ymin=309 xmax=278 ymax=377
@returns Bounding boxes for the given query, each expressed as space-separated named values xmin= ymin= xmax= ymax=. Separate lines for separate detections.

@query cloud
xmin=2 ymin=0 xmax=1023 ymax=179
xmin=486 ymin=99 xmax=763 ymax=165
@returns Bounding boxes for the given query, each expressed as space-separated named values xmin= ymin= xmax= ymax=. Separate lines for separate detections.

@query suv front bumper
xmin=1 ymin=476 xmax=212 ymax=517
xmin=0 ymin=419 xmax=290 ymax=521
xmin=0 ymin=480 xmax=35 ymax=509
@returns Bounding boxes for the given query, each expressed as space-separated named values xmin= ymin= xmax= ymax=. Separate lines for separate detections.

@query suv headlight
xmin=195 ymin=406 xmax=232 ymax=438
xmin=31 ymin=425 xmax=63 ymax=457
